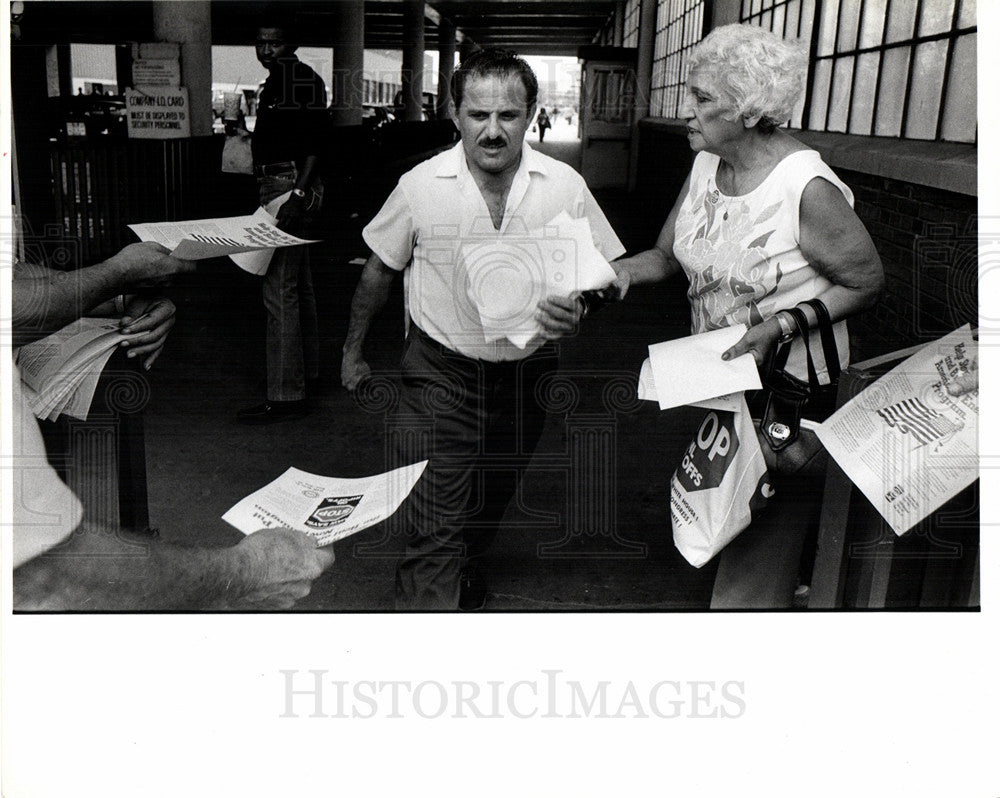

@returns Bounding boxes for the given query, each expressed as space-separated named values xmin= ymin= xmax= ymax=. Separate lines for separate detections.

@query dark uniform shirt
xmin=252 ymin=57 xmax=330 ymax=168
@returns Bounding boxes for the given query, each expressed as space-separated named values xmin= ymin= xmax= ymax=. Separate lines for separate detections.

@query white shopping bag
xmin=670 ymin=395 xmax=774 ymax=568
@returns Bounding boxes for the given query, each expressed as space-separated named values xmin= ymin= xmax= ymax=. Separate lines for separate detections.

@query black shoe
xmin=458 ymin=568 xmax=487 ymax=611
xmin=236 ymin=399 xmax=309 ymax=425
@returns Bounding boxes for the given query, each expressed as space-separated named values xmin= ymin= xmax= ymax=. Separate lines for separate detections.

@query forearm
xmin=13 ymin=524 xmax=256 ymax=611
xmin=612 ymin=246 xmax=679 ymax=287
xmin=795 ymin=247 xmax=884 ymax=327
xmin=342 ymin=256 xmax=396 ymax=358
xmin=12 ymin=263 xmax=126 ymax=344
xmin=807 ymin=280 xmax=881 ymax=325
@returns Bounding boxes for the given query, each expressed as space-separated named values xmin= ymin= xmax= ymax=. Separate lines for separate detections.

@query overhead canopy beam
xmin=26 ymin=1 xmax=614 ymax=55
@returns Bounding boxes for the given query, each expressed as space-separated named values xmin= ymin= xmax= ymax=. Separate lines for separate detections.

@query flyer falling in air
xmin=128 ymin=196 xmax=316 ymax=262
xmin=222 ymin=461 xmax=428 ymax=546
xmin=815 ymin=325 xmax=978 ymax=536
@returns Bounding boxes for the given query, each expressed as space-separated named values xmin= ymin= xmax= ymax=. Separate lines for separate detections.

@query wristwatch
xmin=291 ymin=187 xmax=307 ymax=198
xmin=774 ymin=310 xmax=796 ymax=342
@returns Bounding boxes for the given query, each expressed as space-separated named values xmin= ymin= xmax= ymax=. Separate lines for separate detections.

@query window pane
xmin=827 ymin=57 xmax=853 ymax=132
xmin=816 ymin=0 xmax=839 ymax=56
xmin=904 ymin=39 xmax=948 ymax=139
xmin=761 ymin=8 xmax=773 ymax=30
xmin=71 ymin=43 xmax=117 ymax=93
xmin=858 ymin=0 xmax=888 ymax=49
xmin=874 ymin=46 xmax=909 ymax=135
xmin=918 ymin=0 xmax=955 ymax=36
xmin=940 ymin=33 xmax=977 ymax=142
xmin=958 ymin=0 xmax=976 ymax=29
xmin=837 ymin=2 xmax=861 ymax=51
xmin=785 ymin=0 xmax=801 ymax=36
xmin=773 ymin=2 xmax=787 ymax=36
xmin=798 ymin=0 xmax=817 ymax=44
xmin=885 ymin=0 xmax=917 ymax=43
xmin=849 ymin=51 xmax=880 ymax=134
xmin=808 ymin=58 xmax=832 ymax=130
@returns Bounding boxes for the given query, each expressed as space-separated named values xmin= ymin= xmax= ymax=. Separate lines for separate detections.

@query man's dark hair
xmin=451 ymin=48 xmax=539 ymax=111
xmin=257 ymin=4 xmax=298 ymax=42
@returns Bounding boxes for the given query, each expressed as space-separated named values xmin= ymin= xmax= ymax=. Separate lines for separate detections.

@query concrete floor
xmin=143 ymin=135 xmax=721 ymax=611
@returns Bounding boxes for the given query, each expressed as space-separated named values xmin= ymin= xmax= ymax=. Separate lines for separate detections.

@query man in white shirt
xmin=341 ymin=49 xmax=625 ymax=610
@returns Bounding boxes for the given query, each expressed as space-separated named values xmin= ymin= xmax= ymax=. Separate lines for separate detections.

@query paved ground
xmin=144 ymin=136 xmax=720 ymax=611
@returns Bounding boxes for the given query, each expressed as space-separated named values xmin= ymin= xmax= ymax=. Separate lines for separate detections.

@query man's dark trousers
xmin=391 ymin=325 xmax=558 ymax=610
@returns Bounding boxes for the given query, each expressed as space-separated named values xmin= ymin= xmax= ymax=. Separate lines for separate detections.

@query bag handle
xmin=800 ymin=298 xmax=841 ymax=383
xmin=770 ymin=306 xmax=822 ymax=390
xmin=770 ymin=299 xmax=841 ymax=388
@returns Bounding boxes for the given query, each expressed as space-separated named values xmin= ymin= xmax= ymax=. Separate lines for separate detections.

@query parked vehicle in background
xmin=361 ymin=104 xmax=397 ymax=130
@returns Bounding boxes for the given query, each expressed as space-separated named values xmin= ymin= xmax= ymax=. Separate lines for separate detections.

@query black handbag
xmin=757 ymin=299 xmax=841 ymax=476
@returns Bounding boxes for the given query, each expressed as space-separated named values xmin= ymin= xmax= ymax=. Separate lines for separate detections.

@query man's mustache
xmin=479 ymin=138 xmax=506 ymax=147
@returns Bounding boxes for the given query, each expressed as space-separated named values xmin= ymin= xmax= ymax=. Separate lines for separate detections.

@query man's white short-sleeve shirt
xmin=363 ymin=142 xmax=626 ymax=361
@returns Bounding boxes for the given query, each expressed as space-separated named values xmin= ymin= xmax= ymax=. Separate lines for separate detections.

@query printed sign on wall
xmin=125 ymin=87 xmax=190 ymax=139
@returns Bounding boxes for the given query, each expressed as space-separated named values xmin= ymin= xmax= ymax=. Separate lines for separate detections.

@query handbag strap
xmin=800 ymin=298 xmax=841 ymax=383
xmin=771 ymin=306 xmax=822 ymax=391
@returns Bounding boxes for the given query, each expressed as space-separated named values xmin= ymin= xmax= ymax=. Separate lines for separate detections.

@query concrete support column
xmin=400 ymin=0 xmax=425 ymax=122
xmin=436 ymin=18 xmax=456 ymax=119
xmin=628 ymin=0 xmax=658 ymax=190
xmin=329 ymin=0 xmax=364 ymax=126
xmin=152 ymin=1 xmax=212 ymax=136
xmin=634 ymin=0 xmax=656 ymax=118
xmin=613 ymin=1 xmax=625 ymax=47
xmin=56 ymin=43 xmax=73 ymax=98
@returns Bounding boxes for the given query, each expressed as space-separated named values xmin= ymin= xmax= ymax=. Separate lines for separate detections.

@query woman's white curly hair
xmin=688 ymin=24 xmax=808 ymax=131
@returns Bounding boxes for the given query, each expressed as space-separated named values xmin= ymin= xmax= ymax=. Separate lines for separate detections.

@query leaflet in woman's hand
xmin=647 ymin=326 xmax=761 ymax=411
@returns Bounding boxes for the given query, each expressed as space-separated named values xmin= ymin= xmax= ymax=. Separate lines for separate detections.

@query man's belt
xmin=253 ymin=161 xmax=296 ymax=177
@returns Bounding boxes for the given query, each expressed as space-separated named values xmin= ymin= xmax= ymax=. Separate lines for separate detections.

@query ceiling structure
xmin=384 ymin=0 xmax=618 ymax=55
xmin=15 ymin=1 xmax=620 ymax=57
xmin=215 ymin=1 xmax=620 ymax=57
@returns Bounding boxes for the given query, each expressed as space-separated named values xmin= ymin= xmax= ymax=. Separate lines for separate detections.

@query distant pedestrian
xmin=536 ymin=107 xmax=551 ymax=142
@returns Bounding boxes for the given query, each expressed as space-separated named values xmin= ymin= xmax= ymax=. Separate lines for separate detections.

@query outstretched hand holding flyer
xmin=223 ymin=462 xmax=428 ymax=547
xmin=128 ymin=198 xmax=318 ymax=262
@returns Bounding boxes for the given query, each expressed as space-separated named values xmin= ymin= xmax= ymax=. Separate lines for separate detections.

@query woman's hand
xmin=119 ymin=296 xmax=179 ymax=370
xmin=721 ymin=316 xmax=783 ymax=367
xmin=608 ymin=267 xmax=631 ymax=301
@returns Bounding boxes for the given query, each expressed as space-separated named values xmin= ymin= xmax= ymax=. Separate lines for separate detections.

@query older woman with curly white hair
xmin=611 ymin=24 xmax=884 ymax=608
